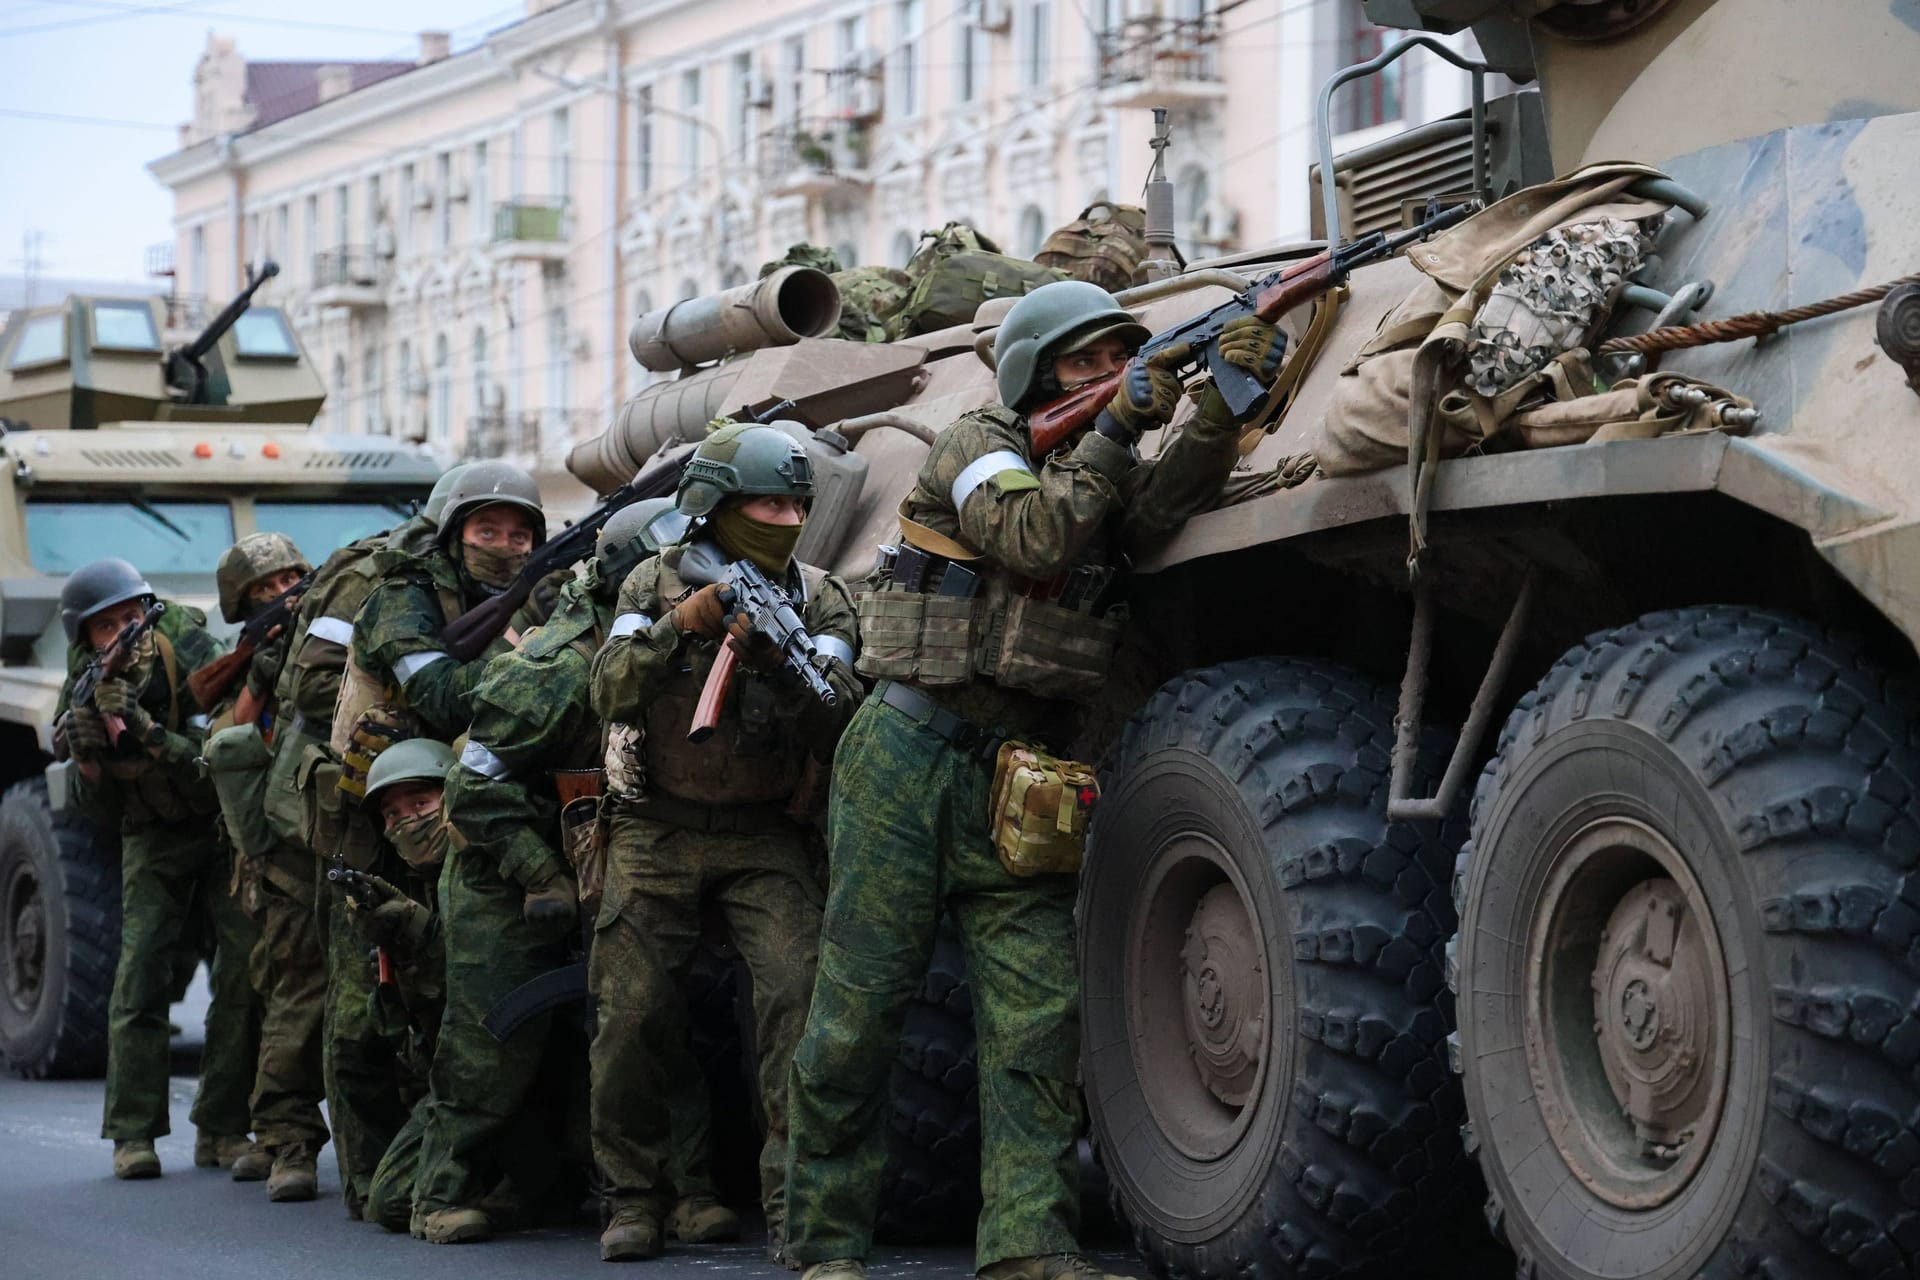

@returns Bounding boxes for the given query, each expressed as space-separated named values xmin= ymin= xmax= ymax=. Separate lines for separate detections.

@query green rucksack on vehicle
xmin=887 ymin=221 xmax=1069 ymax=338
xmin=831 ymin=265 xmax=912 ymax=342
xmin=1035 ymin=201 xmax=1152 ymax=292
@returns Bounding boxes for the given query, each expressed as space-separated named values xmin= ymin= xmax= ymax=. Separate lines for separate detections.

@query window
xmin=1018 ymin=204 xmax=1047 ymax=257
xmin=1338 ymin=0 xmax=1403 ymax=132
xmin=399 ymin=164 xmax=415 ymax=254
xmin=432 ymin=333 xmax=451 ymax=443
xmin=397 ymin=338 xmax=413 ymax=402
xmin=1021 ymin=1 xmax=1051 ymax=88
xmin=781 ymin=37 xmax=806 ymax=126
xmin=473 ymin=141 xmax=490 ymax=240
xmin=957 ymin=11 xmax=985 ymax=103
xmin=363 ymin=345 xmax=384 ymax=433
xmin=8 ymin=314 xmax=67 ymax=369
xmin=367 ymin=174 xmax=383 ymax=244
xmin=256 ymin=501 xmax=411 ymax=564
xmin=551 ymin=107 xmax=571 ymax=202
xmin=472 ymin=325 xmax=490 ymax=409
xmin=890 ymin=230 xmax=916 ymax=268
xmin=834 ymin=241 xmax=859 ymax=271
xmin=680 ymin=69 xmax=703 ymax=179
xmin=189 ymin=226 xmax=206 ymax=297
xmin=835 ymin=15 xmax=865 ymax=116
xmin=24 ymin=500 xmax=233 ymax=575
xmin=334 ymin=185 xmax=349 ymax=249
xmin=247 ymin=212 xmax=261 ymax=265
xmin=677 ymin=276 xmax=700 ymax=301
xmin=90 ymin=301 xmax=159 ymax=352
xmin=546 ymin=308 xmax=570 ymax=415
xmin=232 ymin=309 xmax=297 ymax=358
xmin=274 ymin=204 xmax=290 ymax=265
xmin=1178 ymin=163 xmax=1210 ymax=260
xmin=893 ymin=0 xmax=923 ymax=117
xmin=731 ymin=53 xmax=754 ymax=154
xmin=303 ymin=195 xmax=319 ymax=265
xmin=436 ymin=152 xmax=452 ymax=247
xmin=634 ymin=85 xmax=654 ymax=195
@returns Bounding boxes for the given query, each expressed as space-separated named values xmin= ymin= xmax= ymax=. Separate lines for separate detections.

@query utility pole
xmin=21 ymin=230 xmax=47 ymax=308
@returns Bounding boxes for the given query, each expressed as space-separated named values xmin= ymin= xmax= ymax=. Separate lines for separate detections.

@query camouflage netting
xmin=1465 ymin=217 xmax=1650 ymax=399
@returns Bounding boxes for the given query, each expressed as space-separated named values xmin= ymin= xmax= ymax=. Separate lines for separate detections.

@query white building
xmin=147 ymin=0 xmax=1482 ymax=486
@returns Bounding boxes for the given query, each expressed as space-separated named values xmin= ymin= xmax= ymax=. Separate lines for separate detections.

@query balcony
xmin=758 ymin=123 xmax=873 ymax=198
xmin=310 ymin=246 xmax=390 ymax=311
xmin=1095 ymin=15 xmax=1226 ymax=110
xmin=490 ymin=200 xmax=570 ymax=266
xmin=146 ymin=242 xmax=175 ymax=278
xmin=463 ymin=406 xmax=598 ymax=470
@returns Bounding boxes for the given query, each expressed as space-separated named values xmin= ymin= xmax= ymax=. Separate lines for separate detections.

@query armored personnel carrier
xmin=569 ymin=2 xmax=1920 ymax=1275
xmin=0 ymin=264 xmax=439 ymax=1079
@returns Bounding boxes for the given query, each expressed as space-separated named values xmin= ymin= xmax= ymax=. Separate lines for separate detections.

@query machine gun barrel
xmin=180 ymin=260 xmax=281 ymax=365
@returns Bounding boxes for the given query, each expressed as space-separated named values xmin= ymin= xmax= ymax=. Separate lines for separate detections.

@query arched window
xmin=1017 ymin=204 xmax=1046 ymax=258
xmin=632 ymin=288 xmax=653 ymax=321
xmin=721 ymin=263 xmax=748 ymax=289
xmin=432 ymin=334 xmax=451 ymax=443
xmin=677 ymin=277 xmax=701 ymax=301
xmin=890 ymin=230 xmax=916 ymax=268
xmin=472 ymin=326 xmax=490 ymax=410
xmin=834 ymin=241 xmax=859 ymax=271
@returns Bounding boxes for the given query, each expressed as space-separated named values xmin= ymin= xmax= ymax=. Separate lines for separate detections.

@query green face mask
xmin=387 ymin=809 xmax=450 ymax=871
xmin=461 ymin=542 xmax=528 ymax=592
xmin=711 ymin=507 xmax=805 ymax=576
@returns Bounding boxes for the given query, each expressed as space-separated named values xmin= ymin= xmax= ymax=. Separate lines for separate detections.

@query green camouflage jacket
xmin=350 ymin=543 xmax=503 ymax=741
xmin=443 ymin=566 xmax=616 ymax=888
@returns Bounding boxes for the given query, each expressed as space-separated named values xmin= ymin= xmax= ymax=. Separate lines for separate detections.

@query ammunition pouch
xmin=989 ymin=741 xmax=1099 ymax=878
xmin=553 ymin=769 xmax=607 ymax=913
xmin=204 ymin=722 xmax=279 ymax=889
xmin=297 ymin=742 xmax=378 ymax=873
xmin=604 ymin=722 xmax=647 ymax=802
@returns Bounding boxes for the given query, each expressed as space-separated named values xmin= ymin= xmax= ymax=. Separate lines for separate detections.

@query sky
xmin=0 ymin=0 xmax=523 ymax=287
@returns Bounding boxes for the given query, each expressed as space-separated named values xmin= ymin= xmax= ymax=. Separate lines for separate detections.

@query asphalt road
xmin=0 ymin=971 xmax=1146 ymax=1280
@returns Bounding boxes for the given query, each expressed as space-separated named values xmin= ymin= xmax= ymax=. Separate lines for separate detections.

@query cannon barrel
xmin=568 ymin=361 xmax=751 ymax=494
xmin=628 ymin=266 xmax=840 ymax=372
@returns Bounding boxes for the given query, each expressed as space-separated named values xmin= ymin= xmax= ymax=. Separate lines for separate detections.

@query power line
xmin=0 ymin=0 xmax=427 ymax=40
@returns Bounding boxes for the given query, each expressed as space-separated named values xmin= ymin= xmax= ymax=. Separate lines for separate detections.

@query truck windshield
xmin=255 ymin=500 xmax=411 ymax=563
xmin=25 ymin=499 xmax=234 ymax=574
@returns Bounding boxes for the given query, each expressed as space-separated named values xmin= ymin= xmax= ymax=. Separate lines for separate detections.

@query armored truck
xmin=568 ymin=1 xmax=1920 ymax=1275
xmin=0 ymin=267 xmax=439 ymax=1079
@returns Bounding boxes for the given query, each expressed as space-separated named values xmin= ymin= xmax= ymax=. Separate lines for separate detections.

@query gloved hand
xmin=93 ymin=679 xmax=155 ymax=742
xmin=725 ymin=612 xmax=783 ymax=672
xmin=1216 ymin=314 xmax=1289 ymax=386
xmin=59 ymin=707 xmax=110 ymax=760
xmin=521 ymin=860 xmax=578 ymax=939
xmin=1099 ymin=351 xmax=1185 ymax=441
xmin=672 ymin=584 xmax=729 ymax=640
xmin=345 ymin=875 xmax=432 ymax=949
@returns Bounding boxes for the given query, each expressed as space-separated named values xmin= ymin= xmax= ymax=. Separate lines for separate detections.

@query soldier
xmin=202 ymin=532 xmax=329 ymax=1202
xmin=588 ymin=425 xmax=862 ymax=1263
xmin=782 ymin=281 xmax=1287 ymax=1280
xmin=411 ymin=498 xmax=707 ymax=1246
xmin=52 ymin=559 xmax=262 ymax=1181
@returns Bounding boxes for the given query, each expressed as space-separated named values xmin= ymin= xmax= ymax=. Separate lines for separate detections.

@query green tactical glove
xmin=520 ymin=859 xmax=578 ymax=939
xmin=1099 ymin=351 xmax=1184 ymax=441
xmin=345 ymin=874 xmax=432 ymax=950
xmin=93 ymin=678 xmax=156 ymax=742
xmin=59 ymin=707 xmax=110 ymax=760
xmin=1216 ymin=314 xmax=1288 ymax=386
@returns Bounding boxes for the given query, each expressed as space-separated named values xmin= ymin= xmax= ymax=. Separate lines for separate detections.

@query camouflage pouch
xmin=991 ymin=594 xmax=1125 ymax=702
xmin=604 ymin=722 xmax=647 ymax=802
xmin=553 ymin=769 xmax=606 ymax=911
xmin=853 ymin=588 xmax=976 ymax=686
xmin=204 ymin=722 xmax=276 ymax=864
xmin=297 ymin=742 xmax=379 ymax=873
xmin=989 ymin=741 xmax=1099 ymax=877
xmin=1035 ymin=200 xmax=1150 ymax=292
xmin=336 ymin=702 xmax=420 ymax=801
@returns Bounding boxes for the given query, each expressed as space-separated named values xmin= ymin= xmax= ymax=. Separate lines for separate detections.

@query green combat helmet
xmin=422 ymin=463 xmax=473 ymax=525
xmin=214 ymin=531 xmax=310 ymax=624
xmin=58 ymin=557 xmax=157 ymax=644
xmin=361 ymin=736 xmax=456 ymax=809
xmin=595 ymin=496 xmax=677 ymax=586
xmin=436 ymin=459 xmax=547 ymax=549
xmin=674 ymin=423 xmax=814 ymax=520
xmin=991 ymin=280 xmax=1151 ymax=411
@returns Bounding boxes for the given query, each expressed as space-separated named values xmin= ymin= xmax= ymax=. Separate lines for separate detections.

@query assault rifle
xmin=1028 ymin=198 xmax=1481 ymax=456
xmin=187 ymin=571 xmax=313 ymax=713
xmin=71 ymin=600 xmax=166 ymax=749
xmin=326 ymin=863 xmax=395 ymax=985
xmin=678 ymin=540 xmax=838 ymax=745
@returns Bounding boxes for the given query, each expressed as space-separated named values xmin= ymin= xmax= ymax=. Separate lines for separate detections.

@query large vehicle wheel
xmin=1082 ymin=658 xmax=1475 ymax=1278
xmin=1455 ymin=606 xmax=1920 ymax=1278
xmin=0 ymin=778 xmax=120 ymax=1079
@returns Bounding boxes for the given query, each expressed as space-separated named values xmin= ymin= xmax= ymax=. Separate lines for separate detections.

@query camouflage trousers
xmin=785 ymin=696 xmax=1084 ymax=1271
xmin=411 ymin=848 xmax=589 ymax=1216
xmin=248 ymin=873 xmax=329 ymax=1153
xmin=322 ymin=883 xmax=410 ymax=1216
xmin=103 ymin=819 xmax=262 ymax=1141
xmin=365 ymin=1099 xmax=428 ymax=1233
xmin=590 ymin=812 xmax=822 ymax=1227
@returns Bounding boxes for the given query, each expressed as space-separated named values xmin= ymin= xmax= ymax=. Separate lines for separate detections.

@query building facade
xmin=147 ymin=0 xmax=1483 ymax=482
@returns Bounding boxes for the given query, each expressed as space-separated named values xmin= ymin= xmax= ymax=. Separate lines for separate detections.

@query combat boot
xmin=112 ymin=1139 xmax=161 ymax=1180
xmin=230 ymin=1141 xmax=272 ymax=1181
xmin=979 ymin=1256 xmax=1126 ymax=1280
xmin=668 ymin=1192 xmax=740 ymax=1243
xmin=194 ymin=1131 xmax=251 ymax=1169
xmin=801 ymin=1261 xmax=866 ymax=1280
xmin=600 ymin=1206 xmax=664 ymax=1262
xmin=266 ymin=1145 xmax=319 ymax=1202
xmin=418 ymin=1207 xmax=493 ymax=1244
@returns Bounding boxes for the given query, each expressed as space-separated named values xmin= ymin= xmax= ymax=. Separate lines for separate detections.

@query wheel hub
xmin=1592 ymin=880 xmax=1720 ymax=1158
xmin=1181 ymin=884 xmax=1265 ymax=1107
xmin=5 ymin=862 xmax=48 ymax=1013
xmin=1524 ymin=818 xmax=1731 ymax=1210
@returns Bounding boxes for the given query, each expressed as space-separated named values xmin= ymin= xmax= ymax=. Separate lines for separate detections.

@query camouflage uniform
xmin=62 ymin=604 xmax=262 ymax=1144
xmin=588 ymin=544 xmax=861 ymax=1237
xmin=358 ymin=859 xmax=447 ymax=1233
xmin=409 ymin=569 xmax=613 ymax=1221
xmin=783 ymin=401 xmax=1242 ymax=1271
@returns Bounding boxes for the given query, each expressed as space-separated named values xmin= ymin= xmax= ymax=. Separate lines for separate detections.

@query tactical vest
xmin=642 ymin=549 xmax=829 ymax=807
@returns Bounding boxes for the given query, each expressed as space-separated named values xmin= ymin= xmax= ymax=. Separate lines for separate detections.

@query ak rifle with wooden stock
xmin=187 ymin=571 xmax=313 ymax=713
xmin=1028 ymin=198 xmax=1481 ymax=456
xmin=71 ymin=600 xmax=167 ymax=748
